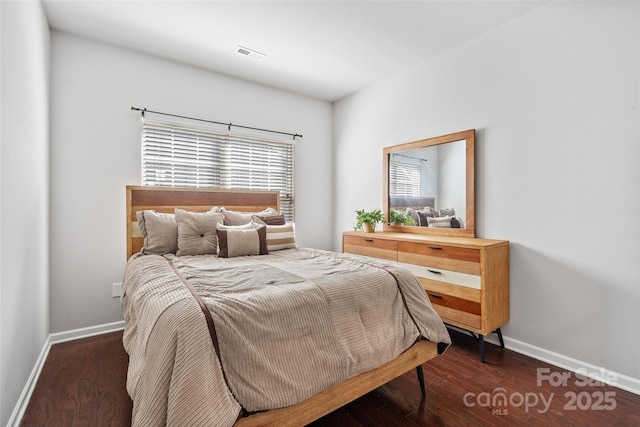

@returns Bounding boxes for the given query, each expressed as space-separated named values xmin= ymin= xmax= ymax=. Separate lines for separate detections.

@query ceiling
xmin=42 ymin=0 xmax=547 ymax=102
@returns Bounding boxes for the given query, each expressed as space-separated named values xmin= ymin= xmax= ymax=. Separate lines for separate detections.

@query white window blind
xmin=389 ymin=160 xmax=420 ymax=197
xmin=141 ymin=119 xmax=295 ymax=221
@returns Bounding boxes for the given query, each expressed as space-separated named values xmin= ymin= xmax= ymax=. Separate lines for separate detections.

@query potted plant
xmin=354 ymin=209 xmax=383 ymax=232
xmin=388 ymin=209 xmax=416 ymax=226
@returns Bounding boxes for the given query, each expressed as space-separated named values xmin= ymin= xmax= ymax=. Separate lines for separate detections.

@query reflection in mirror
xmin=383 ymin=129 xmax=475 ymax=237
xmin=389 ymin=140 xmax=467 ymax=228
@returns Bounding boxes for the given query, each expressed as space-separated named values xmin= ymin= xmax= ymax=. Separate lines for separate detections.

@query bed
xmin=122 ymin=185 xmax=451 ymax=426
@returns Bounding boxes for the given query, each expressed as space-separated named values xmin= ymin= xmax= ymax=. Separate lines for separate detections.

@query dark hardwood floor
xmin=21 ymin=329 xmax=640 ymax=426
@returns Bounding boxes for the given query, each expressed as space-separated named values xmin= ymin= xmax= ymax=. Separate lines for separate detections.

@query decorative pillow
xmin=265 ymin=223 xmax=297 ymax=251
xmin=417 ymin=210 xmax=436 ymax=227
xmin=451 ymin=217 xmax=461 ymax=228
xmin=439 ymin=208 xmax=456 ymax=217
xmin=221 ymin=207 xmax=280 ymax=226
xmin=406 ymin=208 xmax=420 ymax=226
xmin=175 ymin=209 xmax=225 ymax=256
xmin=217 ymin=225 xmax=268 ymax=258
xmin=136 ymin=210 xmax=178 ymax=255
xmin=252 ymin=213 xmax=286 ymax=226
xmin=426 ymin=216 xmax=453 ymax=228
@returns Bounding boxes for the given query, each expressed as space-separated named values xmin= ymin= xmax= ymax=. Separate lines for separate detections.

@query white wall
xmin=334 ymin=1 xmax=640 ymax=380
xmin=0 ymin=1 xmax=50 ymax=424
xmin=438 ymin=141 xmax=466 ymax=220
xmin=49 ymin=32 xmax=333 ymax=333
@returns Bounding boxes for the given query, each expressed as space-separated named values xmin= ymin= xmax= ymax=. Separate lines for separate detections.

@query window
xmin=389 ymin=160 xmax=420 ymax=197
xmin=141 ymin=119 xmax=295 ymax=221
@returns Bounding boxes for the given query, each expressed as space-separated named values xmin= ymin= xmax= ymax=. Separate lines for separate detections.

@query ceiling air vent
xmin=236 ymin=46 xmax=266 ymax=61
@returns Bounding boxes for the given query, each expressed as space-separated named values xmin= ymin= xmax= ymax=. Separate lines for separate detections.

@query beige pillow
xmin=426 ymin=216 xmax=453 ymax=228
xmin=217 ymin=225 xmax=268 ymax=258
xmin=136 ymin=210 xmax=178 ymax=255
xmin=175 ymin=209 xmax=224 ymax=256
xmin=265 ymin=223 xmax=297 ymax=251
xmin=221 ymin=207 xmax=279 ymax=226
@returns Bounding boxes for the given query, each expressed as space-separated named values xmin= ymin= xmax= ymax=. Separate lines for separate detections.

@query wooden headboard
xmin=126 ymin=185 xmax=280 ymax=259
xmin=389 ymin=196 xmax=436 ymax=211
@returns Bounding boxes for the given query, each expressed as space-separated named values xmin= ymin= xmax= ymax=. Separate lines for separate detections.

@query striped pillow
xmin=265 ymin=223 xmax=297 ymax=251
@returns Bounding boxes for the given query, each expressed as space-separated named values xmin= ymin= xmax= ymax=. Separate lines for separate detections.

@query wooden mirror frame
xmin=383 ymin=129 xmax=475 ymax=238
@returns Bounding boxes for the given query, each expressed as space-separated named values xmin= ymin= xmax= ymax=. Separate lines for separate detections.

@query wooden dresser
xmin=343 ymin=231 xmax=509 ymax=362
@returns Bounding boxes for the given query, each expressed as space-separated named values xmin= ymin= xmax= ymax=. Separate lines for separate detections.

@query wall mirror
xmin=383 ymin=129 xmax=475 ymax=237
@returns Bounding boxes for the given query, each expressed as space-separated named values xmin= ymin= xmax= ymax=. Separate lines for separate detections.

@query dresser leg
xmin=416 ymin=365 xmax=426 ymax=396
xmin=478 ymin=329 xmax=504 ymax=362
xmin=496 ymin=328 xmax=505 ymax=350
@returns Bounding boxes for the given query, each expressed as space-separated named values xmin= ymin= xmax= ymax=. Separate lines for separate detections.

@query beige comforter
xmin=122 ymin=247 xmax=450 ymax=426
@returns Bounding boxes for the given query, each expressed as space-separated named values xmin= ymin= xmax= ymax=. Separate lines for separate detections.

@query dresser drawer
xmin=343 ymin=235 xmax=398 ymax=261
xmin=418 ymin=277 xmax=481 ymax=302
xmin=424 ymin=289 xmax=481 ymax=316
xmin=399 ymin=262 xmax=480 ymax=290
xmin=398 ymin=241 xmax=480 ymax=275
xmin=420 ymin=278 xmax=482 ymax=331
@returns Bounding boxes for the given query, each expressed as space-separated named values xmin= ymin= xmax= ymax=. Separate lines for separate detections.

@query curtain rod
xmin=392 ymin=153 xmax=427 ymax=163
xmin=130 ymin=106 xmax=302 ymax=140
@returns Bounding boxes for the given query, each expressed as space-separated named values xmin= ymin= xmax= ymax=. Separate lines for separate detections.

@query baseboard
xmin=7 ymin=320 xmax=125 ymax=427
xmin=49 ymin=320 xmax=125 ymax=345
xmin=469 ymin=328 xmax=640 ymax=396
xmin=6 ymin=335 xmax=51 ymax=427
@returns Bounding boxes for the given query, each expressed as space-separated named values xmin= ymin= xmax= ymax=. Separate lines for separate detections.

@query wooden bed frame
xmin=125 ymin=185 xmax=440 ymax=426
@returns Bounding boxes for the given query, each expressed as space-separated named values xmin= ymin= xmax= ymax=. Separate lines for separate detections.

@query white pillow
xmin=426 ymin=216 xmax=453 ymax=228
